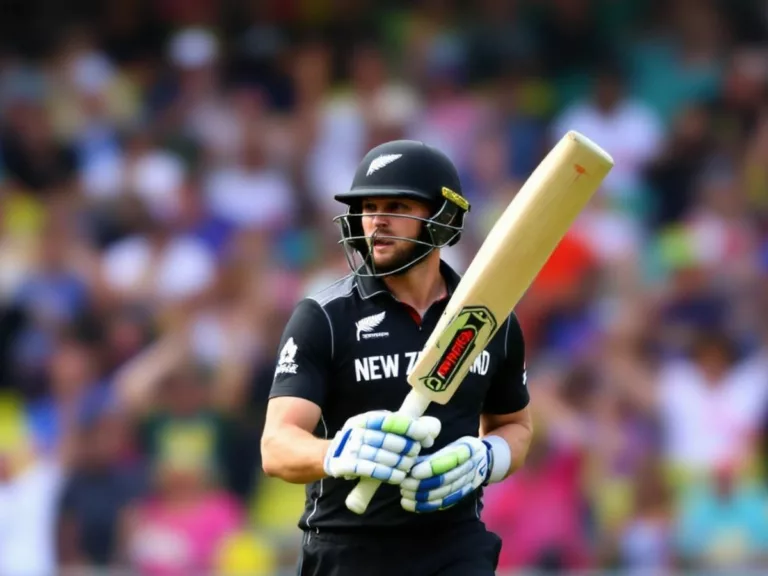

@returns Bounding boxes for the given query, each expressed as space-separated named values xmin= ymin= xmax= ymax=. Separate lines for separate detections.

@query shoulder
xmin=501 ymin=311 xmax=525 ymax=352
xmin=305 ymin=273 xmax=358 ymax=310
xmin=284 ymin=274 xmax=359 ymax=338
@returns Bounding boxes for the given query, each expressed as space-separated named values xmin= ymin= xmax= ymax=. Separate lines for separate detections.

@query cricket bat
xmin=345 ymin=130 xmax=614 ymax=514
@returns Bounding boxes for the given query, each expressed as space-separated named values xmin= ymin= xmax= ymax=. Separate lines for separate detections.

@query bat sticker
xmin=420 ymin=306 xmax=497 ymax=393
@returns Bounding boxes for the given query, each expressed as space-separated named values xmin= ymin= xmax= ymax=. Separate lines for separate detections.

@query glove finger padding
xmin=400 ymin=451 xmax=482 ymax=492
xmin=400 ymin=436 xmax=491 ymax=513
xmin=359 ymin=429 xmax=421 ymax=459
xmin=408 ymin=438 xmax=478 ymax=480
xmin=346 ymin=411 xmax=442 ymax=445
xmin=325 ymin=410 xmax=442 ymax=485
xmin=401 ymin=483 xmax=476 ymax=513
xmin=335 ymin=457 xmax=410 ymax=484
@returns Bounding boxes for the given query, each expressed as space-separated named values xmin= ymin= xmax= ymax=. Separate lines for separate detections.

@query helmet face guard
xmin=332 ymin=197 xmax=466 ymax=278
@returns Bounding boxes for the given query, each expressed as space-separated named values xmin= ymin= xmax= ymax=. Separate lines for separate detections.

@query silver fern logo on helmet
xmin=366 ymin=154 xmax=402 ymax=176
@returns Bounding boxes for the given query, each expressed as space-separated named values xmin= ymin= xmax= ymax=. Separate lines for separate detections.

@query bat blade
xmin=345 ymin=130 xmax=613 ymax=514
xmin=408 ymin=130 xmax=613 ymax=405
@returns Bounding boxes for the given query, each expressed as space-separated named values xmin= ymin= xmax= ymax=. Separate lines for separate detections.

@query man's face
xmin=360 ymin=197 xmax=431 ymax=274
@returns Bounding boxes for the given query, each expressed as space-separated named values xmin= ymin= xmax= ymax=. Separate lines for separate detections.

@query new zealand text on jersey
xmin=354 ymin=350 xmax=491 ymax=382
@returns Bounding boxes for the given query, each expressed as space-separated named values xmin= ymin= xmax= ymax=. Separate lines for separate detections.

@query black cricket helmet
xmin=333 ymin=140 xmax=471 ymax=277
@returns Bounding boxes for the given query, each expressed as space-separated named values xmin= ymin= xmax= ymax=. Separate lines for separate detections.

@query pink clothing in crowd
xmin=482 ymin=448 xmax=593 ymax=571
xmin=128 ymin=491 xmax=244 ymax=576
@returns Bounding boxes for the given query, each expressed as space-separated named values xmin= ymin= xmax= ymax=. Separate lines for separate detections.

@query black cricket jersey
xmin=269 ymin=260 xmax=529 ymax=535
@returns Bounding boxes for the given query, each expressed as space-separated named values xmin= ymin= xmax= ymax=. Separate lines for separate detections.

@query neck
xmin=382 ymin=255 xmax=447 ymax=315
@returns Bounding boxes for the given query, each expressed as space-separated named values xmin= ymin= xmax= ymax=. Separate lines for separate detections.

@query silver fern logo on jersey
xmin=355 ymin=311 xmax=389 ymax=341
xmin=367 ymin=154 xmax=402 ymax=176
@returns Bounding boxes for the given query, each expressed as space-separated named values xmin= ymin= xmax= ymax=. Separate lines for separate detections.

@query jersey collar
xmin=355 ymin=259 xmax=462 ymax=301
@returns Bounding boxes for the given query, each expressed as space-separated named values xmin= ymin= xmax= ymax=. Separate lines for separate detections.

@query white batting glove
xmin=400 ymin=435 xmax=511 ymax=513
xmin=324 ymin=410 xmax=442 ymax=485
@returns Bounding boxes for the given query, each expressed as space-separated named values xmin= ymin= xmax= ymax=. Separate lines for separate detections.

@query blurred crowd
xmin=1 ymin=0 xmax=768 ymax=574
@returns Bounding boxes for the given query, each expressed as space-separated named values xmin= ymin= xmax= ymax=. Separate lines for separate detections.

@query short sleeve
xmin=482 ymin=314 xmax=529 ymax=415
xmin=268 ymin=298 xmax=333 ymax=407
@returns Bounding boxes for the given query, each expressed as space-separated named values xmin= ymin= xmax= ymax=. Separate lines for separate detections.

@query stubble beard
xmin=369 ymin=239 xmax=420 ymax=276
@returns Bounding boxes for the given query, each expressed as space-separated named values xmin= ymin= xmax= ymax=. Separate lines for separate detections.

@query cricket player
xmin=261 ymin=140 xmax=533 ymax=576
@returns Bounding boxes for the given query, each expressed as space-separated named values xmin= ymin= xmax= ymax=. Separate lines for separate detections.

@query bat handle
xmin=345 ymin=390 xmax=432 ymax=515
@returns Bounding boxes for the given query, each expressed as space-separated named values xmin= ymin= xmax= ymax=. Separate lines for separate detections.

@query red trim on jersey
xmin=402 ymin=304 xmax=422 ymax=325
xmin=400 ymin=294 xmax=449 ymax=327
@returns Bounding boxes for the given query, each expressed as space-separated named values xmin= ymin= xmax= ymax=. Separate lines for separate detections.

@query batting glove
xmin=400 ymin=435 xmax=511 ymax=513
xmin=324 ymin=410 xmax=442 ymax=485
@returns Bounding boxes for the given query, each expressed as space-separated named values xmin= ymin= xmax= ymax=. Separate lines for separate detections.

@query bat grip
xmin=345 ymin=390 xmax=431 ymax=515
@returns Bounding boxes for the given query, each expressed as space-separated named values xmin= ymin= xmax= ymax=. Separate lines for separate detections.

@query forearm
xmin=261 ymin=424 xmax=331 ymax=484
xmin=115 ymin=334 xmax=186 ymax=413
xmin=481 ymin=418 xmax=533 ymax=480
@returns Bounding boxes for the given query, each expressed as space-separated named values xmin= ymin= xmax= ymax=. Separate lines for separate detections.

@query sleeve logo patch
xmin=275 ymin=337 xmax=299 ymax=375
